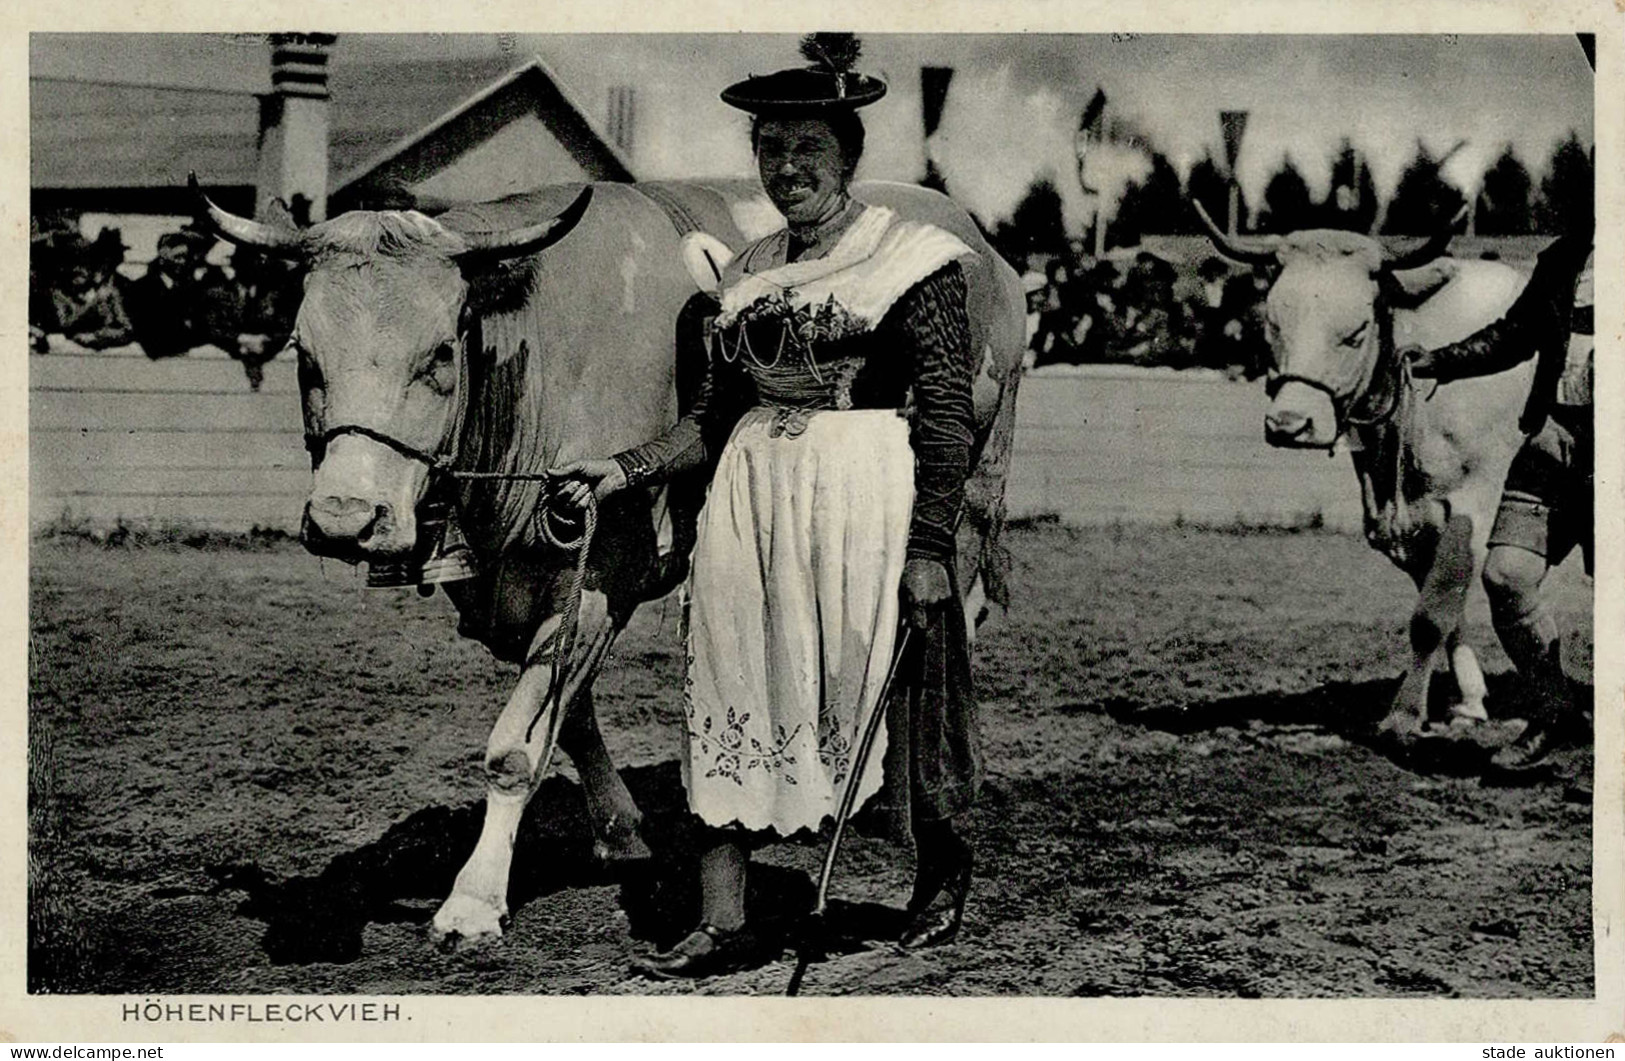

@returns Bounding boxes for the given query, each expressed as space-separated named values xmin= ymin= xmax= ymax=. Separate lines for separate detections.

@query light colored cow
xmin=1197 ymin=204 xmax=1535 ymax=736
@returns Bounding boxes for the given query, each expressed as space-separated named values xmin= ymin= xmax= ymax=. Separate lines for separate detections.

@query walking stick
xmin=786 ymin=624 xmax=915 ymax=997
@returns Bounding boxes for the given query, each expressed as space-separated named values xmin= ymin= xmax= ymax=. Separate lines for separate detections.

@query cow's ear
xmin=1387 ymin=259 xmax=1458 ymax=309
xmin=464 ymin=256 xmax=540 ymax=318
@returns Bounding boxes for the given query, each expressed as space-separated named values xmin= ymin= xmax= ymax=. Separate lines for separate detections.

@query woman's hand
xmin=900 ymin=557 xmax=952 ymax=630
xmin=1399 ymin=342 xmax=1437 ymax=377
xmin=547 ymin=458 xmax=629 ymax=512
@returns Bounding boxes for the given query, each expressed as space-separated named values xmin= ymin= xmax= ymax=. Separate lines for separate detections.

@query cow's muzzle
xmin=1264 ymin=408 xmax=1317 ymax=447
xmin=301 ymin=495 xmax=413 ymax=561
xmin=1265 ymin=381 xmax=1339 ymax=449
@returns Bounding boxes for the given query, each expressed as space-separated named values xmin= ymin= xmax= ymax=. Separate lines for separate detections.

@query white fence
xmin=30 ymin=351 xmax=1363 ymax=535
xmin=1008 ymin=366 xmax=1361 ymax=530
xmin=32 ymin=346 xmax=308 ymax=532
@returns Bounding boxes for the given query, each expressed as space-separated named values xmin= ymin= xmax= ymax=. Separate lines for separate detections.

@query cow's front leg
xmin=1379 ymin=509 xmax=1475 ymax=738
xmin=1380 ymin=639 xmax=1440 ymax=739
xmin=1449 ymin=496 xmax=1498 ymax=725
xmin=429 ymin=659 xmax=555 ymax=948
xmin=431 ymin=591 xmax=620 ymax=948
xmin=559 ymin=687 xmax=651 ymax=863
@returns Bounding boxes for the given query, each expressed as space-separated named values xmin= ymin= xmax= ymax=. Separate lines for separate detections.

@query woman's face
xmin=756 ymin=117 xmax=849 ymax=226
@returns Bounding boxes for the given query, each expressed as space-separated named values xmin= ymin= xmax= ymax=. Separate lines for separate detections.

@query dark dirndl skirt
xmin=861 ymin=565 xmax=983 ymax=846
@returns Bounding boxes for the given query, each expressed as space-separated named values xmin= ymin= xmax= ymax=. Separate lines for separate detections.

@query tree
xmin=1474 ymin=146 xmax=1533 ymax=236
xmin=1534 ymin=131 xmax=1593 ymax=236
xmin=1382 ymin=141 xmax=1466 ymax=235
xmin=1112 ymin=152 xmax=1184 ymax=245
xmin=991 ymin=176 xmax=1069 ymax=263
xmin=1321 ymin=139 xmax=1378 ymax=232
xmin=1185 ymin=152 xmax=1246 ymax=234
xmin=1256 ymin=156 xmax=1315 ymax=234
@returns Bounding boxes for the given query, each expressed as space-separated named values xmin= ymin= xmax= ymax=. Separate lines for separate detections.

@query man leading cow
xmin=1404 ymin=226 xmax=1594 ymax=772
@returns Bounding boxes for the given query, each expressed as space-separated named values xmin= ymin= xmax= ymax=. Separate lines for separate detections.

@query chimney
xmin=257 ymin=32 xmax=336 ymax=222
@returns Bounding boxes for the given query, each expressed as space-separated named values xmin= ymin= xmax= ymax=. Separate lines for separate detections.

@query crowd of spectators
xmin=1020 ymin=245 xmax=1273 ymax=379
xmin=32 ymin=210 xmax=1275 ymax=387
xmin=29 ymin=211 xmax=300 ymax=390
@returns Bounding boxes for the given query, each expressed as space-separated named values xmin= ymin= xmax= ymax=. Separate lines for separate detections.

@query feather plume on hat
xmin=800 ymin=33 xmax=861 ymax=97
xmin=800 ymin=32 xmax=861 ymax=72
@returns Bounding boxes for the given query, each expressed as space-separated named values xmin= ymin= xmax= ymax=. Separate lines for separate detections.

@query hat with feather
xmin=722 ymin=33 xmax=886 ymax=114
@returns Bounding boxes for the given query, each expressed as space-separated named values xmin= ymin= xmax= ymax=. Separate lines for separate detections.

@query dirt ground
xmin=28 ymin=520 xmax=1594 ymax=997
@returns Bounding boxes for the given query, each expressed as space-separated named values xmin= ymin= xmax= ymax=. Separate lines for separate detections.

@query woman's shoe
xmin=900 ymin=845 xmax=973 ymax=950
xmin=633 ymin=923 xmax=755 ymax=980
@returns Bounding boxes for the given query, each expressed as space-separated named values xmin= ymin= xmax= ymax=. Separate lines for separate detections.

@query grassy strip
xmin=37 ymin=510 xmax=1344 ymax=549
xmin=1007 ymin=509 xmax=1338 ymax=537
xmin=34 ymin=513 xmax=298 ymax=550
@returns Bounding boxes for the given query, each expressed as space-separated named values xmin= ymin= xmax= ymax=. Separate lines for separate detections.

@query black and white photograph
xmin=14 ymin=8 xmax=1618 ymax=1037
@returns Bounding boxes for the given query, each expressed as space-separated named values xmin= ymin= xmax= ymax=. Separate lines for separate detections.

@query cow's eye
xmin=1343 ymin=323 xmax=1368 ymax=347
xmin=417 ymin=341 xmax=458 ymax=395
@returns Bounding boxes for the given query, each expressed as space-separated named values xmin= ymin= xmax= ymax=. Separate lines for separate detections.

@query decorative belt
xmin=754 ymin=400 xmax=904 ymax=439
xmin=750 ymin=355 xmax=871 ymax=438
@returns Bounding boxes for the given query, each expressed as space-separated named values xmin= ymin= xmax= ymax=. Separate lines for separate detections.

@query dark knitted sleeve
xmin=612 ymin=327 xmax=744 ymax=489
xmin=1421 ymin=235 xmax=1587 ymax=384
xmin=886 ymin=260 xmax=977 ymax=564
xmin=1421 ymin=295 xmax=1547 ymax=385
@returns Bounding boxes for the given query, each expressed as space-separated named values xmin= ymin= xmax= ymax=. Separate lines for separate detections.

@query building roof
xmin=328 ymin=56 xmax=549 ymax=183
xmin=29 ymin=53 xmax=628 ymax=212
xmin=329 ymin=56 xmax=634 ymax=210
xmin=30 ymin=78 xmax=264 ymax=205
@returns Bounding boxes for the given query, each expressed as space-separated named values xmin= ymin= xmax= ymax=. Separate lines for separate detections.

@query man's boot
xmin=1491 ymin=641 xmax=1578 ymax=771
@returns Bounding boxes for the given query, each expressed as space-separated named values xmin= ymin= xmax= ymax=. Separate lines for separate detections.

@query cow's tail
xmin=959 ymin=361 xmax=1023 ymax=619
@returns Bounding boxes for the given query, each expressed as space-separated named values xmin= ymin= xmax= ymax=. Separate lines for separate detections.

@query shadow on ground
xmin=1089 ymin=671 xmax=1593 ymax=783
xmin=204 ymin=761 xmax=906 ymax=970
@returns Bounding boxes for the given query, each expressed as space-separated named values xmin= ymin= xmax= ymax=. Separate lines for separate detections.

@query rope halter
xmin=1265 ymin=282 xmax=1409 ymax=447
xmin=301 ymin=331 xmax=592 ymax=586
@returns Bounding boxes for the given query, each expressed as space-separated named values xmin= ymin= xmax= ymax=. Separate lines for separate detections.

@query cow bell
xmin=366 ymin=495 xmax=481 ymax=589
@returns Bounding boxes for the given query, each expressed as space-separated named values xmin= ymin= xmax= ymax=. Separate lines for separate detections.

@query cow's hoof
xmin=429 ymin=894 xmax=509 ymax=951
xmin=1449 ymin=700 xmax=1490 ymax=724
xmin=1376 ymin=711 xmax=1424 ymax=740
xmin=593 ymin=814 xmax=653 ymax=864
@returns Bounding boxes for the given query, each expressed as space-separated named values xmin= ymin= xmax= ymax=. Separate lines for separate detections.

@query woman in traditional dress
xmin=552 ymin=35 xmax=981 ymax=979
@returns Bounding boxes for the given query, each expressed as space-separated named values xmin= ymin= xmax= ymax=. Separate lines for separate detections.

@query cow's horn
xmin=1382 ymin=204 xmax=1468 ymax=272
xmin=1191 ymin=199 xmax=1279 ymax=267
xmin=454 ymin=187 xmax=594 ymax=263
xmin=188 ymin=173 xmax=303 ymax=257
